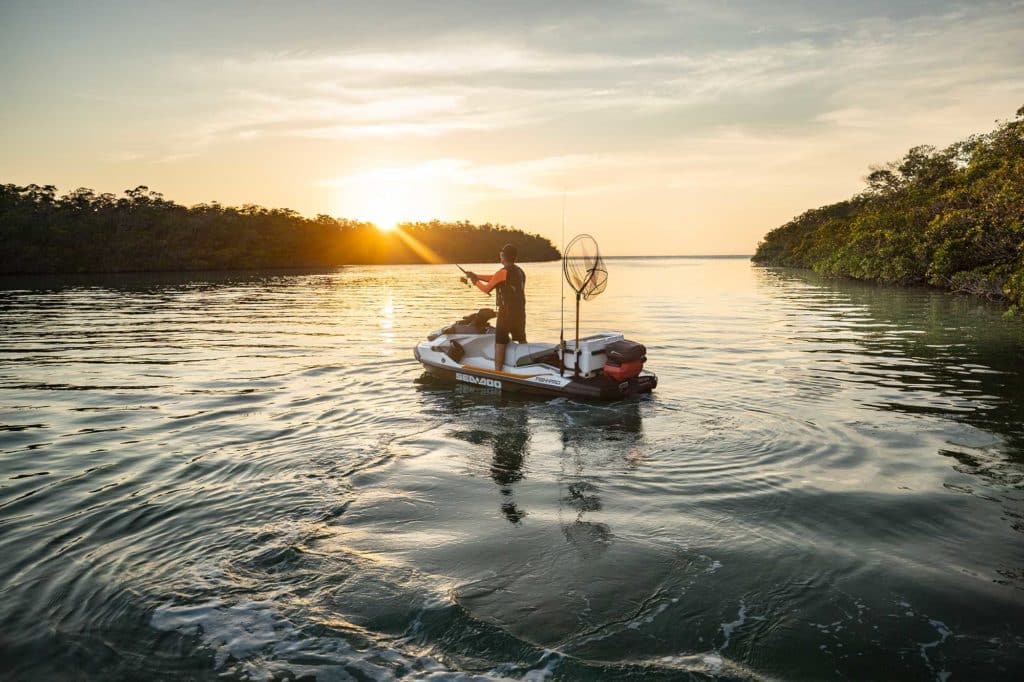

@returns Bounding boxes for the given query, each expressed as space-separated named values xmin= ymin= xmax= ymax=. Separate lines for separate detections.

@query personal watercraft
xmin=414 ymin=234 xmax=658 ymax=401
xmin=414 ymin=308 xmax=657 ymax=400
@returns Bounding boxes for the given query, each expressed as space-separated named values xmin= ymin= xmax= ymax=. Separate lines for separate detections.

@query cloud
xmin=111 ymin=0 xmax=1023 ymax=190
xmin=322 ymin=156 xmax=585 ymax=199
xmin=317 ymin=131 xmax=842 ymax=204
xmin=169 ymin=41 xmax=826 ymax=146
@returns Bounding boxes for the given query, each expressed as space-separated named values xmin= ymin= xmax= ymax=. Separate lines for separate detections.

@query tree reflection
xmin=754 ymin=266 xmax=1024 ymax=455
xmin=754 ymin=266 xmax=1024 ymax=539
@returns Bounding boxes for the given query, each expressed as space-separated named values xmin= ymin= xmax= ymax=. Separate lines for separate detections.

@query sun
xmin=330 ymin=163 xmax=450 ymax=230
xmin=366 ymin=205 xmax=400 ymax=232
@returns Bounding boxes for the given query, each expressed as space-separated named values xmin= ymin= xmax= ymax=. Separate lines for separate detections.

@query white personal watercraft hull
xmin=414 ymin=310 xmax=657 ymax=401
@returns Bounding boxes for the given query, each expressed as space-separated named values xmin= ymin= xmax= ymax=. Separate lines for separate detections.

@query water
xmin=1 ymin=257 xmax=1023 ymax=680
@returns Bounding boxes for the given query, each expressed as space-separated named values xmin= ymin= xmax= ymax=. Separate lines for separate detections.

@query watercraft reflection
xmin=489 ymin=409 xmax=529 ymax=524
xmin=443 ymin=406 xmax=531 ymax=524
xmin=416 ymin=380 xmax=648 ymax=548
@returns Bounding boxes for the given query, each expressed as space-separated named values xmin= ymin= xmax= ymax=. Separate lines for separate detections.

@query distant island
xmin=0 ymin=184 xmax=560 ymax=274
xmin=753 ymin=105 xmax=1024 ymax=314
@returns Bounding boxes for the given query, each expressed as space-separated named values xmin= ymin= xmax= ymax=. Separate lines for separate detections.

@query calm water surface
xmin=1 ymin=258 xmax=1023 ymax=680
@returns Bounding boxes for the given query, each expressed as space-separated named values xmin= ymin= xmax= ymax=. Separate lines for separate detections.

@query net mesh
xmin=563 ymin=234 xmax=608 ymax=300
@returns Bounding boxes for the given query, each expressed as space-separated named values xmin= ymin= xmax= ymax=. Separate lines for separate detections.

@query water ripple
xmin=1 ymin=261 xmax=1023 ymax=680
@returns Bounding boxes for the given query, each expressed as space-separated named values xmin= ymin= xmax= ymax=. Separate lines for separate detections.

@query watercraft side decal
xmin=530 ymin=375 xmax=569 ymax=387
xmin=455 ymin=372 xmax=502 ymax=390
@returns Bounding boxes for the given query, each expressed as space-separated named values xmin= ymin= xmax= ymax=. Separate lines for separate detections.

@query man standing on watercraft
xmin=466 ymin=244 xmax=527 ymax=371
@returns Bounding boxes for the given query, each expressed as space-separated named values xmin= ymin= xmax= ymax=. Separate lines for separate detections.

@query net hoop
xmin=562 ymin=234 xmax=608 ymax=301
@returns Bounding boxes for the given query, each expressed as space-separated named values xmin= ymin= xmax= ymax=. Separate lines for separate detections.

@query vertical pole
xmin=574 ymin=292 xmax=581 ymax=377
xmin=559 ymin=196 xmax=566 ymax=376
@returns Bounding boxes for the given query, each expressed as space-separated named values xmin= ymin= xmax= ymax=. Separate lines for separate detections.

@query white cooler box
xmin=558 ymin=333 xmax=624 ymax=378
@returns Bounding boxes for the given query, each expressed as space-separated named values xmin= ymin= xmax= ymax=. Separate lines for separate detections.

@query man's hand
xmin=466 ymin=271 xmax=479 ymax=283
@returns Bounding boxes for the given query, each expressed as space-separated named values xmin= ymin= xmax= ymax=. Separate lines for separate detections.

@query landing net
xmin=562 ymin=234 xmax=607 ymax=300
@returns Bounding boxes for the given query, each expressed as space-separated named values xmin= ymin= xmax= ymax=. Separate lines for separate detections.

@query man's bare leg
xmin=494 ymin=343 xmax=507 ymax=371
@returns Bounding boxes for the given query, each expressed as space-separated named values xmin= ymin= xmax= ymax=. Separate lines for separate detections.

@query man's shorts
xmin=495 ymin=311 xmax=526 ymax=344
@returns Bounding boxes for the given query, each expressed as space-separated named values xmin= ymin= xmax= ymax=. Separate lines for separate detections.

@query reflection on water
xmin=1 ymin=259 xmax=1023 ymax=680
xmin=757 ymin=267 xmax=1024 ymax=444
xmin=490 ymin=410 xmax=529 ymax=525
xmin=449 ymin=402 xmax=531 ymax=524
xmin=755 ymin=267 xmax=1024 ymax=541
xmin=439 ymin=389 xmax=645 ymax=535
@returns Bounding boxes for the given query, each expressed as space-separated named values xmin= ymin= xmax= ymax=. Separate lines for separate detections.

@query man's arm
xmin=474 ymin=267 xmax=506 ymax=294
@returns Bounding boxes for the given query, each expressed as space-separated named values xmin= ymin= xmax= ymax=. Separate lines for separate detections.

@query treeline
xmin=0 ymin=184 xmax=560 ymax=274
xmin=752 ymin=105 xmax=1024 ymax=313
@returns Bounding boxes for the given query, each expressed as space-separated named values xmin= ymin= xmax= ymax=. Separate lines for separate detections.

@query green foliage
xmin=753 ymin=106 xmax=1024 ymax=313
xmin=0 ymin=186 xmax=560 ymax=273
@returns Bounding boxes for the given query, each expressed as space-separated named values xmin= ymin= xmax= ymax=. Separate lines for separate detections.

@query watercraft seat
xmin=480 ymin=342 xmax=558 ymax=367
xmin=443 ymin=308 xmax=496 ymax=335
xmin=513 ymin=344 xmax=558 ymax=367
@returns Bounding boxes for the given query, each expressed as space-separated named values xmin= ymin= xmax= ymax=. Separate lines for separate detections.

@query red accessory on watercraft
xmin=603 ymin=358 xmax=645 ymax=381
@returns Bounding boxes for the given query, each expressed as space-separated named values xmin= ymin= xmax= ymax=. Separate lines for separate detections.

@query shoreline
xmin=752 ymin=262 xmax=1017 ymax=309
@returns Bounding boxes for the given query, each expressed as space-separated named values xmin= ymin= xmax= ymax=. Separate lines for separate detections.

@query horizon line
xmin=601 ymin=254 xmax=752 ymax=259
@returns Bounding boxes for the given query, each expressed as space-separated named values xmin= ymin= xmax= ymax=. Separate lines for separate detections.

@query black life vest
xmin=496 ymin=264 xmax=526 ymax=314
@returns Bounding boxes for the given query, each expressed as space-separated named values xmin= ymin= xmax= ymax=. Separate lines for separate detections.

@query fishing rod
xmin=456 ymin=264 xmax=492 ymax=296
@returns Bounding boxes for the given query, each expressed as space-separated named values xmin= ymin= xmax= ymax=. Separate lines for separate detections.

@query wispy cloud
xmin=153 ymin=0 xmax=1022 ymax=155
xmin=322 ymin=156 xmax=586 ymax=200
xmin=166 ymin=42 xmax=825 ymax=148
xmin=319 ymin=128 xmax=847 ymax=203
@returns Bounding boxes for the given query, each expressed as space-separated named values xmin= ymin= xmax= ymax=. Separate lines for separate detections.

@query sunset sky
xmin=2 ymin=0 xmax=1023 ymax=255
